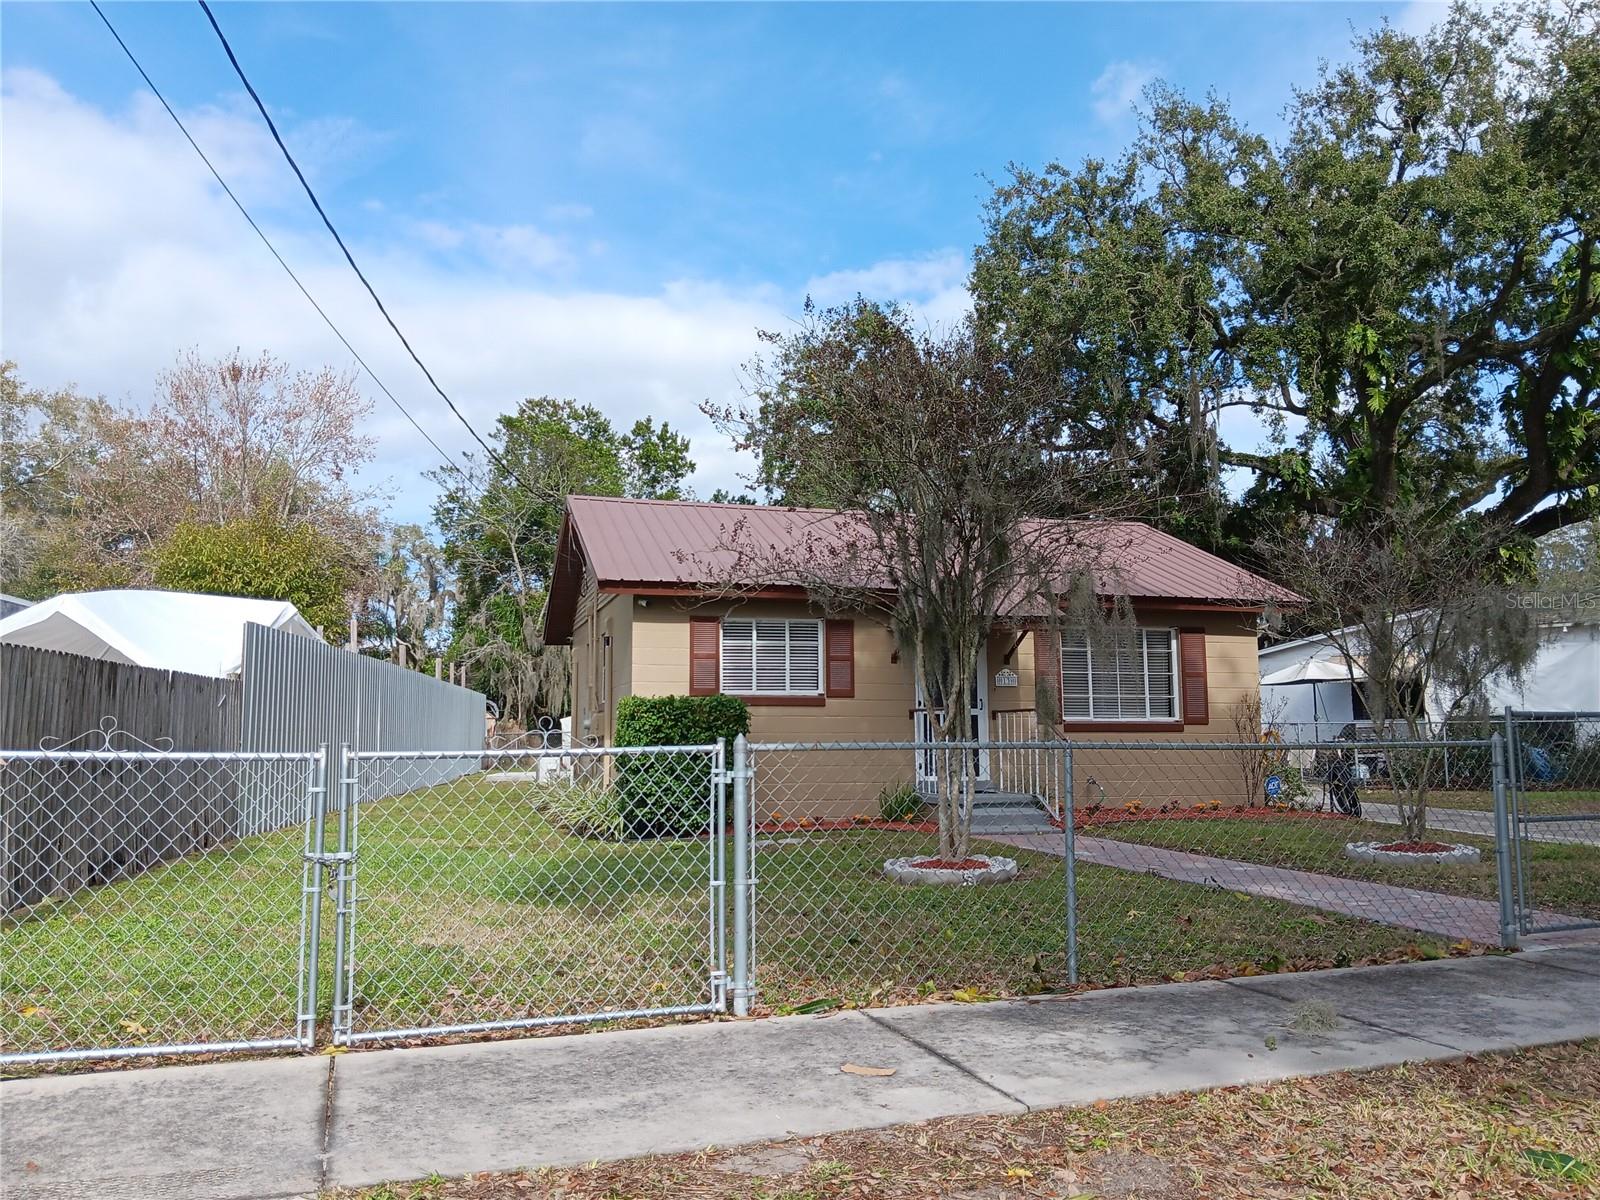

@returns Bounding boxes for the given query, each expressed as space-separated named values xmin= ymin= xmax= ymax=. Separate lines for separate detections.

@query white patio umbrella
xmin=1260 ymin=655 xmax=1365 ymax=724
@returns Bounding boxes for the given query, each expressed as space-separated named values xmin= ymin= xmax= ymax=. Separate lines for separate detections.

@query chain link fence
xmin=335 ymin=744 xmax=727 ymax=1044
xmin=1505 ymin=711 xmax=1600 ymax=936
xmin=739 ymin=734 xmax=1578 ymax=1008
xmin=6 ymin=723 xmax=1597 ymax=1066
xmin=2 ymin=749 xmax=323 ymax=1063
xmin=744 ymin=741 xmax=1073 ymax=1007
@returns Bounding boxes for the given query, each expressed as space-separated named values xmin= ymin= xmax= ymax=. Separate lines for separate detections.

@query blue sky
xmin=2 ymin=1 xmax=1437 ymax=521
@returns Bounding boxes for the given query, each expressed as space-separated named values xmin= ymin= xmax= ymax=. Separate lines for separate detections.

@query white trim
xmin=912 ymin=645 xmax=991 ymax=783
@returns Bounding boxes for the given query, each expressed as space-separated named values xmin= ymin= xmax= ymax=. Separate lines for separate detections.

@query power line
xmin=196 ymin=0 xmax=520 ymax=488
xmin=87 ymin=0 xmax=468 ymax=482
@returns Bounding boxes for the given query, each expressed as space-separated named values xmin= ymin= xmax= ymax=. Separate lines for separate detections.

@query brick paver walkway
xmin=989 ymin=833 xmax=1593 ymax=944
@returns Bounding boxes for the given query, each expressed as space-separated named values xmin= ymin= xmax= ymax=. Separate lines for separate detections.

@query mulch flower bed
xmin=1374 ymin=840 xmax=1459 ymax=854
xmin=751 ymin=807 xmax=1355 ymax=837
xmin=906 ymin=857 xmax=992 ymax=871
xmin=1057 ymin=805 xmax=1354 ymax=830
xmin=755 ymin=817 xmax=939 ymax=834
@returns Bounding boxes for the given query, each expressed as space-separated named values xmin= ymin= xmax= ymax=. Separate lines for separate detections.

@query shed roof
xmin=543 ymin=495 xmax=1301 ymax=643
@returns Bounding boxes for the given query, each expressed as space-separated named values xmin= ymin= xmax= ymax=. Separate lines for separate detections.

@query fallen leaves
xmin=324 ymin=1041 xmax=1600 ymax=1200
xmin=839 ymin=1062 xmax=896 ymax=1078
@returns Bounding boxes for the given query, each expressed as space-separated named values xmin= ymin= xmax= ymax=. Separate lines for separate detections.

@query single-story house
xmin=543 ymin=496 xmax=1300 ymax=815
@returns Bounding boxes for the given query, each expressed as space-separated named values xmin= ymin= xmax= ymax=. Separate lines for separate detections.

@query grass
xmin=333 ymin=1040 xmax=1600 ymax=1200
xmin=750 ymin=829 xmax=1428 ymax=1007
xmin=4 ymin=775 xmax=1446 ymax=1061
xmin=1092 ymin=811 xmax=1600 ymax=922
xmin=1359 ymin=787 xmax=1600 ymax=816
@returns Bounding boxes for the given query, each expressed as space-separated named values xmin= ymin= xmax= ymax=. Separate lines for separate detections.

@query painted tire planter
xmin=883 ymin=854 xmax=1019 ymax=885
xmin=1342 ymin=841 xmax=1481 ymax=866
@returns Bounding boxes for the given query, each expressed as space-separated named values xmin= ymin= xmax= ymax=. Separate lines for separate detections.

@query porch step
xmin=968 ymin=792 xmax=1055 ymax=835
xmin=970 ymin=791 xmax=1044 ymax=809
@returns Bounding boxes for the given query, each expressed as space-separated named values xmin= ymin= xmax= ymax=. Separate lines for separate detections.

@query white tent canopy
xmin=1260 ymin=656 xmax=1365 ymax=686
xmin=0 ymin=589 xmax=322 ymax=678
xmin=1260 ymin=618 xmax=1600 ymax=728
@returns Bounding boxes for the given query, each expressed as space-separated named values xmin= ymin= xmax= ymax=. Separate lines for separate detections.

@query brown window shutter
xmin=1033 ymin=629 xmax=1063 ymax=723
xmin=689 ymin=617 xmax=720 ymax=696
xmin=825 ymin=619 xmax=854 ymax=698
xmin=1179 ymin=628 xmax=1209 ymax=726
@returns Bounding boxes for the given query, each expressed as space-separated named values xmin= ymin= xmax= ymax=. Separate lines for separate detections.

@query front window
xmin=1060 ymin=628 xmax=1178 ymax=720
xmin=721 ymin=619 xmax=822 ymax=695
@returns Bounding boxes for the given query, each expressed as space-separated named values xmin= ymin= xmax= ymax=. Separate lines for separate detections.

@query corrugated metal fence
xmin=236 ymin=623 xmax=484 ymax=834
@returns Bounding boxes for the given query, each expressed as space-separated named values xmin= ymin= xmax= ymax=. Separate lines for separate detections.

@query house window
xmin=721 ymin=619 xmax=823 ymax=695
xmin=1061 ymin=628 xmax=1179 ymax=720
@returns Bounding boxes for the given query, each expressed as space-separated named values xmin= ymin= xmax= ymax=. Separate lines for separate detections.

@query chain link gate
xmin=1 ymin=746 xmax=327 ymax=1066
xmin=327 ymin=743 xmax=731 ymax=1045
xmin=1503 ymin=709 xmax=1600 ymax=940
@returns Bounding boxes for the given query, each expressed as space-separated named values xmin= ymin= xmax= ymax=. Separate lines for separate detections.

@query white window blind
xmin=721 ymin=619 xmax=822 ymax=695
xmin=1060 ymin=628 xmax=1179 ymax=720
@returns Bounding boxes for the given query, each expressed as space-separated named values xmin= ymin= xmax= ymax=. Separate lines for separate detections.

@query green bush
xmin=613 ymin=695 xmax=751 ymax=837
xmin=877 ymin=782 xmax=924 ymax=824
xmin=533 ymin=779 xmax=623 ymax=841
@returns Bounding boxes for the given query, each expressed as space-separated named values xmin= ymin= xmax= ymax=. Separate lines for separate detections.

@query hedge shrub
xmin=613 ymin=695 xmax=751 ymax=837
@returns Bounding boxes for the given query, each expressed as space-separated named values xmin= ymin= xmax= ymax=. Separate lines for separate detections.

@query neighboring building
xmin=1261 ymin=616 xmax=1600 ymax=738
xmin=0 ymin=589 xmax=321 ymax=678
xmin=0 ymin=593 xmax=34 ymax=621
xmin=543 ymin=496 xmax=1299 ymax=813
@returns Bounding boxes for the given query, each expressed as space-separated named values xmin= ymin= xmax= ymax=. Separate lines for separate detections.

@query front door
xmin=914 ymin=646 xmax=991 ymax=791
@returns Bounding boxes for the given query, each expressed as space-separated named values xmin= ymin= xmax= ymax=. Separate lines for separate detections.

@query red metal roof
xmin=543 ymin=495 xmax=1301 ymax=643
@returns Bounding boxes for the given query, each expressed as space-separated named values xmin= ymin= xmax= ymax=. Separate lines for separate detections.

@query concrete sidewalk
xmin=4 ymin=948 xmax=1597 ymax=1200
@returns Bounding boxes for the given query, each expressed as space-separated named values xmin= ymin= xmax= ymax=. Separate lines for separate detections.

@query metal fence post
xmin=731 ymin=733 xmax=754 ymax=1017
xmin=330 ymin=743 xmax=357 ymax=1042
xmin=294 ymin=744 xmax=330 ymax=1047
xmin=1490 ymin=731 xmax=1519 ymax=950
xmin=1062 ymin=741 xmax=1078 ymax=985
xmin=1503 ymin=705 xmax=1533 ymax=934
xmin=709 ymin=738 xmax=728 ymax=1012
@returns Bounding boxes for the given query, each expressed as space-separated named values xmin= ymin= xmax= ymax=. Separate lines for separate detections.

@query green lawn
xmin=1091 ymin=813 xmax=1600 ymax=921
xmin=1358 ymin=787 xmax=1600 ymax=816
xmin=4 ymin=776 xmax=1441 ymax=1060
xmin=751 ymin=830 xmax=1429 ymax=1006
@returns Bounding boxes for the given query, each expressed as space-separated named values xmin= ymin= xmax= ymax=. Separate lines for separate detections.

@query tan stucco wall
xmin=1002 ymin=608 xmax=1263 ymax=807
xmin=633 ymin=600 xmax=909 ymax=737
xmin=613 ymin=598 xmax=1262 ymax=815
xmin=571 ymin=571 xmax=633 ymax=745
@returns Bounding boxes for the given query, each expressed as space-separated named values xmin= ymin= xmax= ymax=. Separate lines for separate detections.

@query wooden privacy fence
xmin=1 ymin=644 xmax=245 ymax=912
xmin=1 ymin=753 xmax=249 ymax=912
xmin=0 ymin=643 xmax=240 ymax=752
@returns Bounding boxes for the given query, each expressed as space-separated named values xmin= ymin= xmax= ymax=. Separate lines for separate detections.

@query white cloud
xmin=401 ymin=219 xmax=574 ymax=272
xmin=1090 ymin=60 xmax=1158 ymax=125
xmin=1 ymin=69 xmax=975 ymax=524
xmin=804 ymin=252 xmax=973 ymax=330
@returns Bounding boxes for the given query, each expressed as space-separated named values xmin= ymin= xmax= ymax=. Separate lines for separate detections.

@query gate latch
xmin=304 ymin=849 xmax=356 ymax=866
